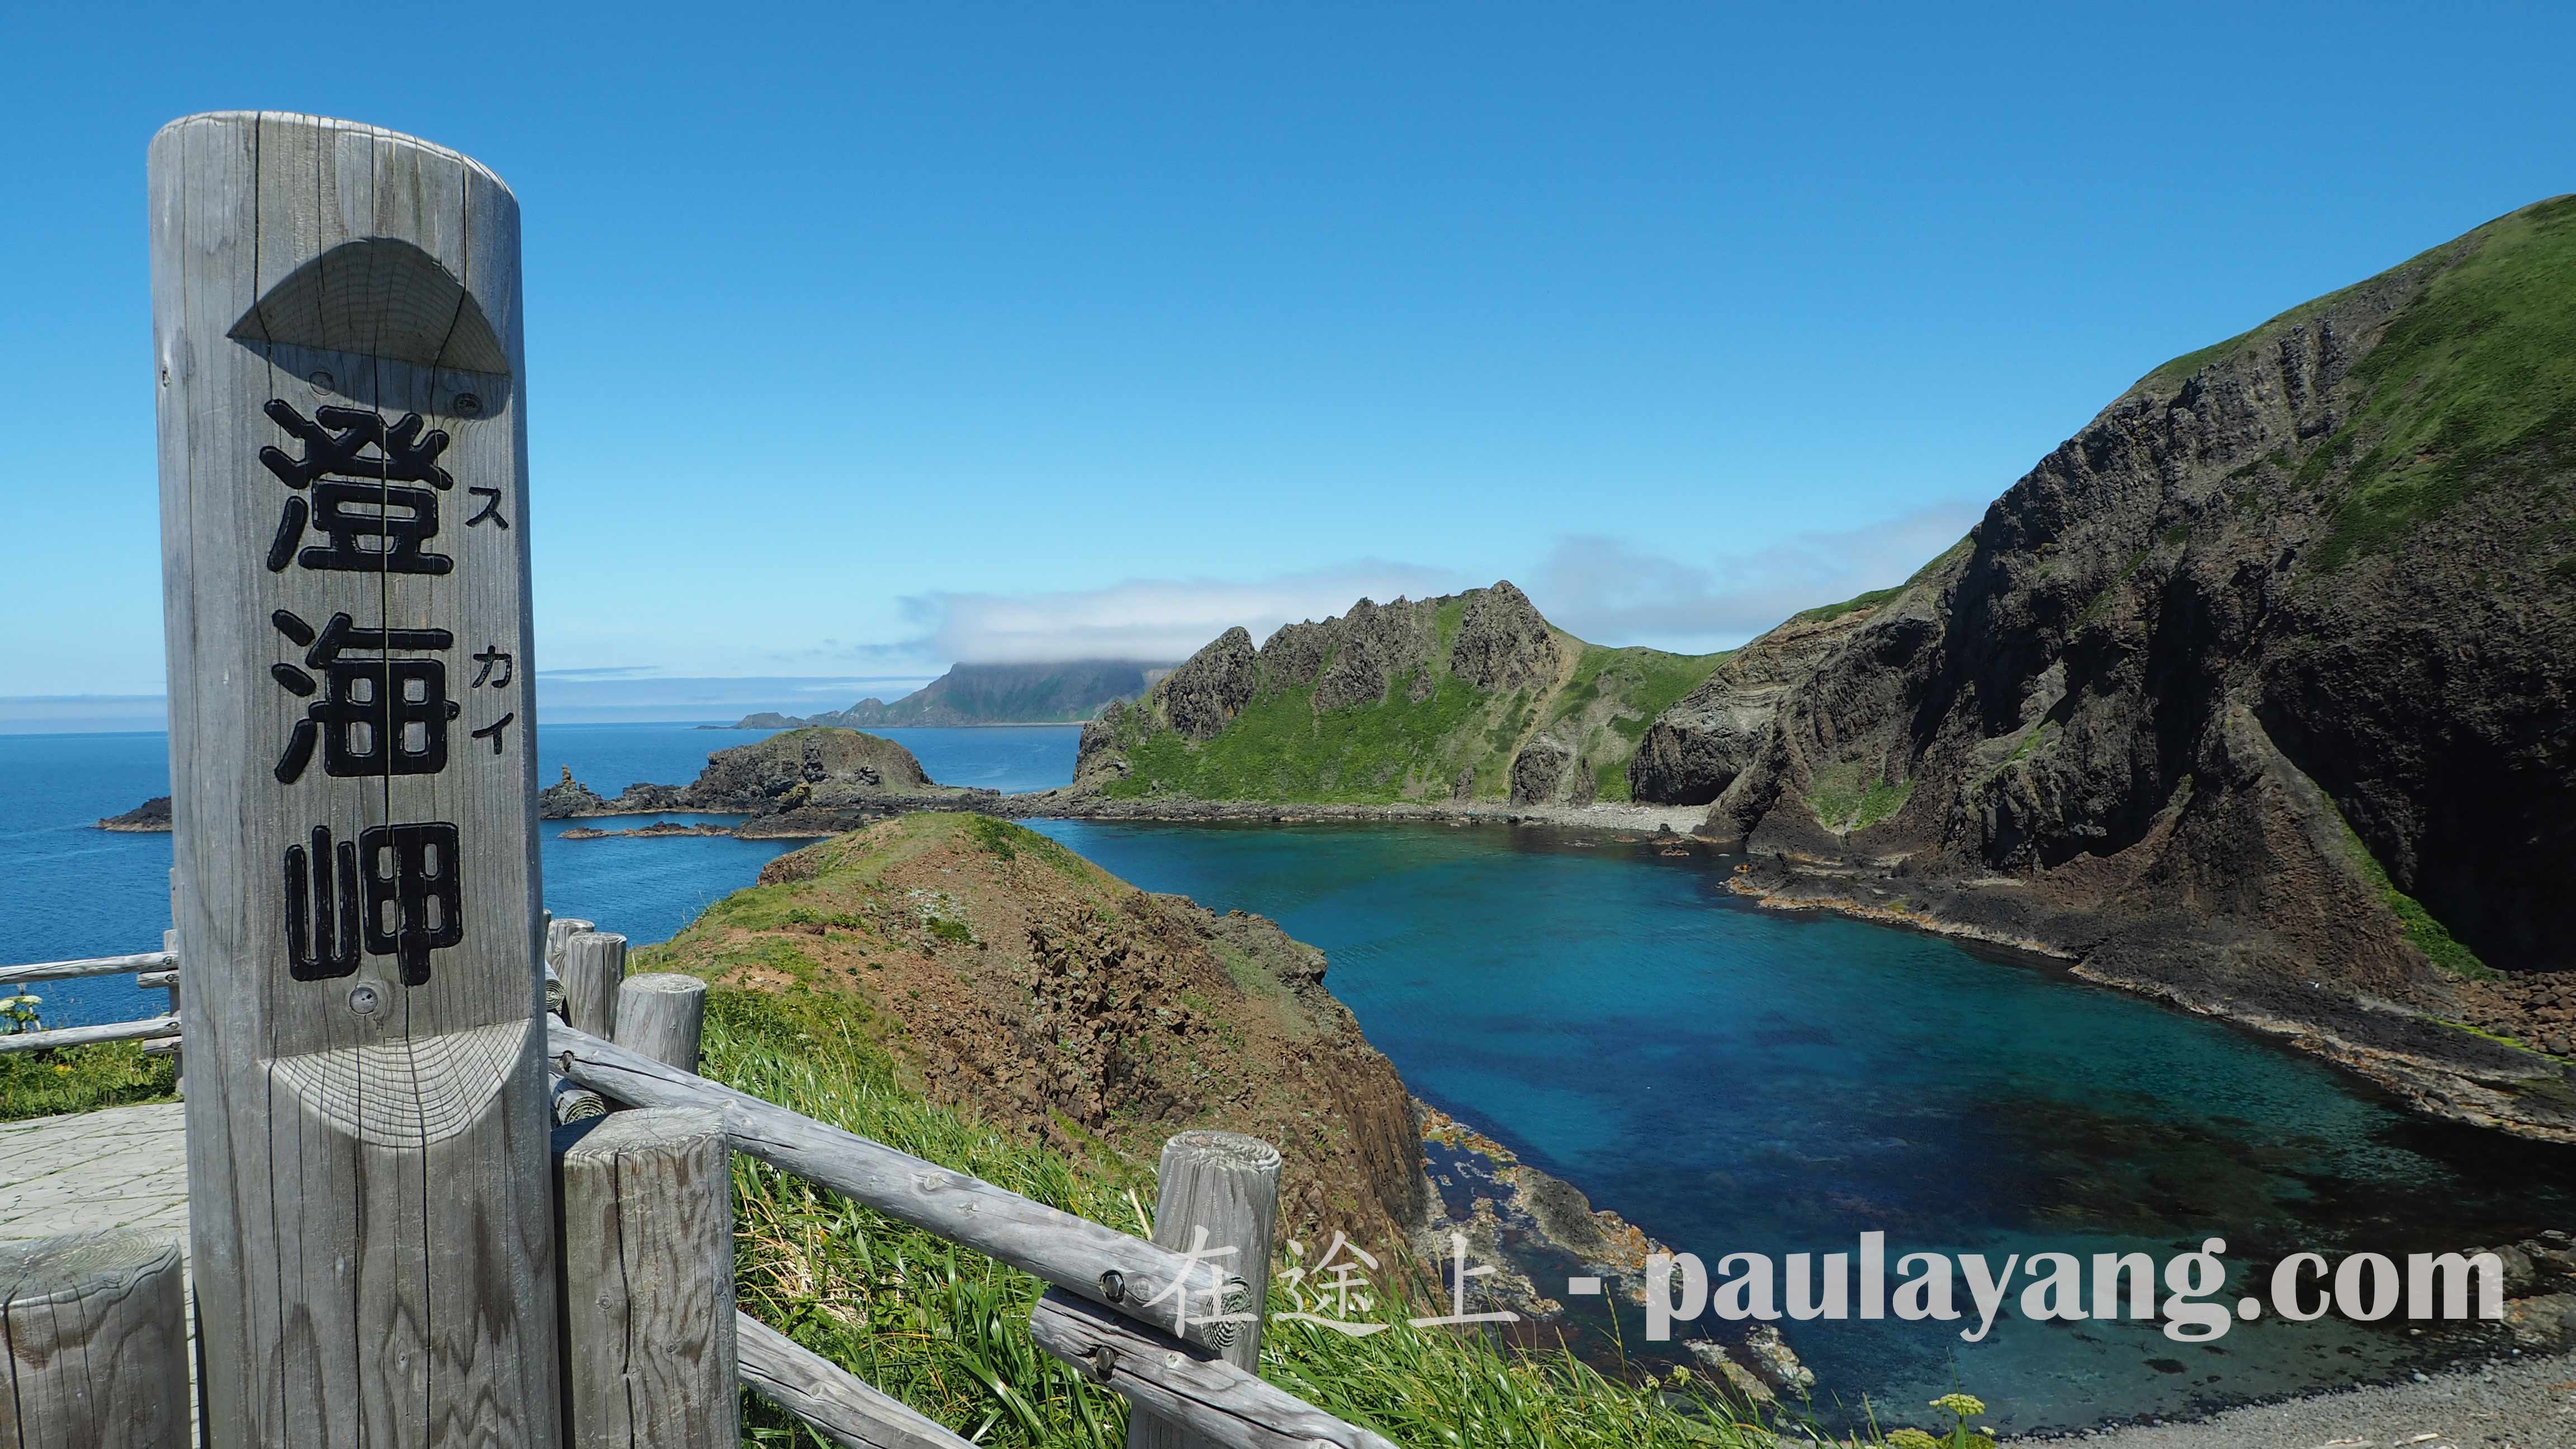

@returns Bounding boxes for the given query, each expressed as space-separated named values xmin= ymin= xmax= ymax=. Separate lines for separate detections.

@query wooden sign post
xmin=149 ymin=111 xmax=559 ymax=1448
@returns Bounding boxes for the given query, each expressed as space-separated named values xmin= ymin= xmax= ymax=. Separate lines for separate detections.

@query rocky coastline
xmin=93 ymin=796 xmax=172 ymax=832
xmin=2031 ymin=1231 xmax=2576 ymax=1445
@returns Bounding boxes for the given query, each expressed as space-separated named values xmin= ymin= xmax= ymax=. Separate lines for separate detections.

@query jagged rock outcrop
xmin=1450 ymin=581 xmax=1562 ymax=692
xmin=1157 ymin=627 xmax=1260 ymax=739
xmin=1508 ymin=733 xmax=1595 ymax=807
xmin=94 ymin=797 xmax=172 ymax=832
xmin=1644 ymin=197 xmax=2576 ymax=1138
xmin=1076 ymin=583 xmax=1712 ymax=803
xmin=1627 ymin=607 xmax=1891 ymax=805
xmin=540 ymin=727 xmax=984 ymax=820
xmin=678 ymin=727 xmax=935 ymax=812
xmin=536 ymin=766 xmax=609 ymax=818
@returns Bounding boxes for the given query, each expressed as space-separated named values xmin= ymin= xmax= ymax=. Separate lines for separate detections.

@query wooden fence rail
xmin=0 ymin=952 xmax=182 ymax=1057
xmin=4 ymin=941 xmax=1404 ymax=1448
xmin=549 ymin=1024 xmax=1244 ymax=1348
xmin=0 ymin=950 xmax=176 ymax=986
xmin=550 ymin=1023 xmax=1400 ymax=1449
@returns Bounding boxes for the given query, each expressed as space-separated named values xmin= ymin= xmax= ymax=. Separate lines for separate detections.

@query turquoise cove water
xmin=6 ymin=723 xmax=2569 ymax=1431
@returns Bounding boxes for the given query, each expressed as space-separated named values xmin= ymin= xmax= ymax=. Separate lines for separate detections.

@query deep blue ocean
xmin=7 ymin=723 xmax=2570 ymax=1431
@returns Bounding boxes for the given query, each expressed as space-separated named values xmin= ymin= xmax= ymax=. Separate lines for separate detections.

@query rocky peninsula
xmin=94 ymin=797 xmax=172 ymax=832
xmin=631 ymin=811 xmax=1800 ymax=1384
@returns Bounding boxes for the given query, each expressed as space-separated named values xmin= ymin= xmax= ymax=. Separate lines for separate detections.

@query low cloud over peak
xmin=1523 ymin=504 xmax=1981 ymax=654
xmin=901 ymin=561 xmax=1474 ymax=665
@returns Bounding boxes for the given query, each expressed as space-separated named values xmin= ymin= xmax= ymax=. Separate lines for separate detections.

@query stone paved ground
xmin=0 ymin=1099 xmax=189 ymax=1246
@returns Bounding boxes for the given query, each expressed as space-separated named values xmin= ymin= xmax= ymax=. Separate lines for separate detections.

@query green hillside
xmin=1079 ymin=583 xmax=1725 ymax=806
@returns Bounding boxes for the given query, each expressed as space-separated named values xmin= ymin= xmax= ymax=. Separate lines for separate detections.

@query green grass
xmin=2331 ymin=816 xmax=2497 ymax=980
xmin=697 ymin=982 xmax=1798 ymax=1447
xmin=1106 ymin=678 xmax=1503 ymax=803
xmin=1805 ymin=765 xmax=1915 ymax=833
xmin=2131 ymin=196 xmax=2576 ymax=571
xmin=0 ymin=1041 xmax=177 ymax=1124
xmin=1548 ymin=646 xmax=1731 ymax=802
xmin=2308 ymin=197 xmax=2576 ymax=570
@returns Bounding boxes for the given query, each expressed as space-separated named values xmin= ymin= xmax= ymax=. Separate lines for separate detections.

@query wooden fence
xmin=0 ymin=921 xmax=1403 ymax=1449
xmin=0 ymin=950 xmax=180 ymax=1056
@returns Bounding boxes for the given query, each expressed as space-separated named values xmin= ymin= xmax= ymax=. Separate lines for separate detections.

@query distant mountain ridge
xmin=732 ymin=660 xmax=1172 ymax=730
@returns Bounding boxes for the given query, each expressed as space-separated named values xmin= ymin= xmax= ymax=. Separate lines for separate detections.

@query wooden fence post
xmin=614 ymin=973 xmax=708 ymax=1072
xmin=0 ymin=1229 xmax=190 ymax=1448
xmin=160 ymin=926 xmax=182 ymax=1093
xmin=560 ymin=931 xmax=625 ymax=1038
xmin=1129 ymin=1131 xmax=1281 ymax=1449
xmin=554 ymin=1109 xmax=738 ymax=1449
xmin=151 ymin=110 xmax=559 ymax=1447
xmin=546 ymin=917 xmax=593 ymax=973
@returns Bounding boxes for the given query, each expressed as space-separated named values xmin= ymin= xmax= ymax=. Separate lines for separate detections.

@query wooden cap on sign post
xmin=149 ymin=111 xmax=558 ymax=1448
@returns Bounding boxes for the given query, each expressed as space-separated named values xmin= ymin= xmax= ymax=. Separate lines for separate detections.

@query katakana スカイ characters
xmin=257 ymin=400 xmax=456 ymax=575
xmin=269 ymin=609 xmax=460 ymax=784
xmin=283 ymin=821 xmax=464 ymax=984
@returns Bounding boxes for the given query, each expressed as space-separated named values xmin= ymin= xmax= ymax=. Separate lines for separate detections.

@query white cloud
xmin=899 ymin=560 xmax=1472 ymax=665
xmin=1523 ymin=503 xmax=1981 ymax=652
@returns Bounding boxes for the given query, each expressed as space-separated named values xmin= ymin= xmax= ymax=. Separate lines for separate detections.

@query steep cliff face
xmin=1639 ymin=197 xmax=2576 ymax=1136
xmin=651 ymin=813 xmax=1426 ymax=1248
xmin=1625 ymin=602 xmax=1903 ymax=805
xmin=1075 ymin=583 xmax=1725 ymax=805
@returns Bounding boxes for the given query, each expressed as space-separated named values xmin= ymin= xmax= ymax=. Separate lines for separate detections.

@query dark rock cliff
xmin=1639 ymin=197 xmax=2576 ymax=1137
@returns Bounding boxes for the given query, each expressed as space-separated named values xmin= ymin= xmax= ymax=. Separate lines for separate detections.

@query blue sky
xmin=5 ymin=2 xmax=2572 ymax=722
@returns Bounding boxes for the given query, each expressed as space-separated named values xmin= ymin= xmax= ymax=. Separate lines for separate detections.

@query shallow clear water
xmin=1026 ymin=819 xmax=2576 ymax=1430
xmin=6 ymin=725 xmax=2568 ymax=1429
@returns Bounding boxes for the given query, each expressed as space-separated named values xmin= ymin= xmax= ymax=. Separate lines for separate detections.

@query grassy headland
xmin=641 ymin=813 xmax=1808 ymax=1446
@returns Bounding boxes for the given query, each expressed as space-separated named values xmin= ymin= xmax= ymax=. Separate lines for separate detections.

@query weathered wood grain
xmin=559 ymin=931 xmax=624 ymax=1038
xmin=1030 ymin=1290 xmax=1402 ymax=1449
xmin=151 ymin=110 xmax=558 ymax=1449
xmin=0 ymin=1229 xmax=190 ymax=1448
xmin=548 ymin=1024 xmax=1238 ymax=1348
xmin=1131 ymin=1131 xmax=1281 ymax=1449
xmin=735 ymin=1313 xmax=975 ymax=1449
xmin=553 ymin=1110 xmax=738 ymax=1449
xmin=545 ymin=917 xmax=595 ymax=974
xmin=612 ymin=972 xmax=707 ymax=1072
xmin=0 ymin=952 xmax=175 ymax=986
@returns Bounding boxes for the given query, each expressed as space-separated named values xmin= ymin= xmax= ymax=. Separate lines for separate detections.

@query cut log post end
xmin=613 ymin=971 xmax=709 ymax=1073
xmin=0 ymin=1229 xmax=190 ymax=1448
xmin=560 ymin=930 xmax=626 ymax=1039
